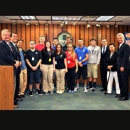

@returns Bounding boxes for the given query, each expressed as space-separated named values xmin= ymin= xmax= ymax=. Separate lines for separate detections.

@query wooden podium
xmin=0 ymin=66 xmax=14 ymax=110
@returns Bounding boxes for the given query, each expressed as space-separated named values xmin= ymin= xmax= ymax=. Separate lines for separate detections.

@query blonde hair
xmin=117 ymin=33 xmax=125 ymax=39
xmin=67 ymin=43 xmax=76 ymax=59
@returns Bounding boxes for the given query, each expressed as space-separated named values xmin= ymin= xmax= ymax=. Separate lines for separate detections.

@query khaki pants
xmin=55 ymin=69 xmax=65 ymax=92
xmin=19 ymin=68 xmax=27 ymax=95
xmin=42 ymin=64 xmax=54 ymax=92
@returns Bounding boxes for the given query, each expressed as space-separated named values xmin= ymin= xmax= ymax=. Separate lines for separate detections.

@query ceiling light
xmin=95 ymin=16 xmax=114 ymax=21
xmin=73 ymin=21 xmax=76 ymax=26
xmin=115 ymin=24 xmax=118 ymax=28
xmin=106 ymin=24 xmax=109 ymax=28
xmin=20 ymin=16 xmax=36 ymax=19
xmin=65 ymin=21 xmax=67 ymax=25
xmin=96 ymin=24 xmax=100 ymax=27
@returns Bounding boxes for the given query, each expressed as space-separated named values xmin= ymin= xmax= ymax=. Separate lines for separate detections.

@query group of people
xmin=0 ymin=28 xmax=130 ymax=108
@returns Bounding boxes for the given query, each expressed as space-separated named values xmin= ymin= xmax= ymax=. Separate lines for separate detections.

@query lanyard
xmin=48 ymin=51 xmax=51 ymax=57
xmin=90 ymin=46 xmax=95 ymax=54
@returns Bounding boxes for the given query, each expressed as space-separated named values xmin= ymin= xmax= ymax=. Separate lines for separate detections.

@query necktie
xmin=8 ymin=43 xmax=13 ymax=52
xmin=14 ymin=45 xmax=18 ymax=53
xmin=103 ymin=46 xmax=105 ymax=54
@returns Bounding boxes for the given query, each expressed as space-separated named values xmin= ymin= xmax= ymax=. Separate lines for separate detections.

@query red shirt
xmin=35 ymin=43 xmax=45 ymax=51
xmin=65 ymin=51 xmax=77 ymax=68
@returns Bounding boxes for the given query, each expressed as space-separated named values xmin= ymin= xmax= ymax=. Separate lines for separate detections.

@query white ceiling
xmin=0 ymin=16 xmax=130 ymax=25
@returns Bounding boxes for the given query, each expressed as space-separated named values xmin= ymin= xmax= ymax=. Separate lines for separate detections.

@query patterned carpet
xmin=15 ymin=85 xmax=130 ymax=110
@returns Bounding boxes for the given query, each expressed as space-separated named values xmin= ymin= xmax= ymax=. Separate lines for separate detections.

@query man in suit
xmin=100 ymin=38 xmax=110 ymax=91
xmin=0 ymin=29 xmax=19 ymax=108
xmin=117 ymin=33 xmax=130 ymax=101
xmin=10 ymin=33 xmax=23 ymax=103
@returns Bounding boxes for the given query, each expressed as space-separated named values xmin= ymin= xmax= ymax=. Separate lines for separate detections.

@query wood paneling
xmin=75 ymin=25 xmax=79 ymax=46
xmin=0 ymin=66 xmax=14 ymax=110
xmin=17 ymin=24 xmax=22 ymax=39
xmin=21 ymin=24 xmax=26 ymax=50
xmin=30 ymin=24 xmax=35 ymax=42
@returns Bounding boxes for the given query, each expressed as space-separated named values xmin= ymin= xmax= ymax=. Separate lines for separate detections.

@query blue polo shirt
xmin=75 ymin=46 xmax=89 ymax=65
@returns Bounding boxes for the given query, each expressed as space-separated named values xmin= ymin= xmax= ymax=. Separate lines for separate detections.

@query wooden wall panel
xmin=114 ymin=26 xmax=119 ymax=49
xmin=25 ymin=25 xmax=30 ymax=49
xmin=2 ymin=23 xmax=7 ymax=29
xmin=62 ymin=25 xmax=67 ymax=32
xmin=21 ymin=24 xmax=26 ymax=50
xmin=110 ymin=26 xmax=115 ymax=43
xmin=57 ymin=25 xmax=62 ymax=36
xmin=75 ymin=25 xmax=79 ymax=47
xmin=17 ymin=24 xmax=22 ymax=39
xmin=67 ymin=24 xmax=72 ymax=35
xmin=88 ymin=26 xmax=93 ymax=46
xmin=106 ymin=27 xmax=111 ymax=44
xmin=30 ymin=24 xmax=35 ymax=42
xmin=39 ymin=24 xmax=44 ymax=36
xmin=93 ymin=25 xmax=98 ymax=42
xmin=71 ymin=25 xmax=76 ymax=45
xmin=53 ymin=24 xmax=58 ymax=38
xmin=85 ymin=26 xmax=89 ymax=47
xmin=80 ymin=25 xmax=85 ymax=45
xmin=0 ymin=24 xmax=2 ymax=40
xmin=35 ymin=25 xmax=39 ymax=44
xmin=101 ymin=25 xmax=106 ymax=40
xmin=48 ymin=24 xmax=53 ymax=44
xmin=12 ymin=25 xmax=17 ymax=33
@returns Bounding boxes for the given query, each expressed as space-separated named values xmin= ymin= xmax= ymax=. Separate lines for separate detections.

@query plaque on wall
xmin=57 ymin=31 xmax=73 ymax=46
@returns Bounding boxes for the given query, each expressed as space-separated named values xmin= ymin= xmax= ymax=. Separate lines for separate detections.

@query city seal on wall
xmin=57 ymin=31 xmax=73 ymax=47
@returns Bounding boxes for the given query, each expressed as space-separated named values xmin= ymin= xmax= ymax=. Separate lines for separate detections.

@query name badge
xmin=55 ymin=61 xmax=57 ymax=64
xmin=79 ymin=56 xmax=82 ymax=60
xmin=49 ymin=58 xmax=51 ymax=62
xmin=68 ymin=61 xmax=70 ymax=64
xmin=32 ymin=57 xmax=34 ymax=61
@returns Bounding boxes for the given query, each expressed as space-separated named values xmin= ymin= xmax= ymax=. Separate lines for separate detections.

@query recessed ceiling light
xmin=96 ymin=16 xmax=115 ymax=21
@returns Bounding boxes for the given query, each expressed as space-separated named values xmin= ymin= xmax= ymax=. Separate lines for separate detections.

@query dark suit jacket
xmin=62 ymin=44 xmax=76 ymax=52
xmin=104 ymin=51 xmax=118 ymax=71
xmin=100 ymin=45 xmax=110 ymax=69
xmin=0 ymin=40 xmax=16 ymax=65
xmin=10 ymin=42 xmax=21 ymax=62
xmin=117 ymin=42 xmax=130 ymax=70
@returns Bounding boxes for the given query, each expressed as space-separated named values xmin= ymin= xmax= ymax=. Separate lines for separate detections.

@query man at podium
xmin=0 ymin=29 xmax=20 ymax=108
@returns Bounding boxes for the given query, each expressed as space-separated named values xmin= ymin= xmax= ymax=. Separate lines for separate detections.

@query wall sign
xmin=57 ymin=31 xmax=73 ymax=46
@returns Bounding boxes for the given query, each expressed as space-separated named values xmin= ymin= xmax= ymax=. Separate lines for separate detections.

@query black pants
xmin=66 ymin=66 xmax=76 ymax=91
xmin=14 ymin=67 xmax=21 ymax=100
xmin=100 ymin=65 xmax=107 ymax=90
xmin=117 ymin=69 xmax=129 ymax=98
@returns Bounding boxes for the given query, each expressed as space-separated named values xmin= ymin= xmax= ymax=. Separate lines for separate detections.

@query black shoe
xmin=16 ymin=98 xmax=23 ymax=102
xmin=20 ymin=94 xmax=25 ymax=98
xmin=87 ymin=87 xmax=92 ymax=90
xmin=118 ymin=97 xmax=129 ymax=101
xmin=14 ymin=100 xmax=18 ymax=105
xmin=104 ymin=91 xmax=111 ymax=95
xmin=29 ymin=91 xmax=33 ymax=96
xmin=115 ymin=94 xmax=121 ymax=98
xmin=100 ymin=88 xmax=106 ymax=91
xmin=38 ymin=90 xmax=43 ymax=95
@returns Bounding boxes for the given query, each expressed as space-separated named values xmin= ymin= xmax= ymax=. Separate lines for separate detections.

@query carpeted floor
xmin=15 ymin=85 xmax=130 ymax=110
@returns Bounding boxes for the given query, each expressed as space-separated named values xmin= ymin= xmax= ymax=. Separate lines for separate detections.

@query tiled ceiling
xmin=0 ymin=16 xmax=130 ymax=25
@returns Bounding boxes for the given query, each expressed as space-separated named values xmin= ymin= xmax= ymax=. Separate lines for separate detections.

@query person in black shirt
xmin=41 ymin=41 xmax=55 ymax=95
xmin=54 ymin=43 xmax=67 ymax=94
xmin=26 ymin=41 xmax=43 ymax=96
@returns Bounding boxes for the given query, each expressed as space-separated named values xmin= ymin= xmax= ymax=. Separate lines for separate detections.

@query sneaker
xmin=71 ymin=90 xmax=74 ymax=93
xmin=45 ymin=92 xmax=49 ymax=95
xmin=84 ymin=88 xmax=88 ymax=92
xmin=59 ymin=91 xmax=63 ymax=94
xmin=74 ymin=87 xmax=79 ymax=92
xmin=38 ymin=90 xmax=43 ymax=95
xmin=57 ymin=91 xmax=60 ymax=93
xmin=29 ymin=91 xmax=33 ymax=96
xmin=49 ymin=91 xmax=53 ymax=94
xmin=69 ymin=90 xmax=71 ymax=92
xmin=92 ymin=87 xmax=96 ymax=92
xmin=87 ymin=87 xmax=92 ymax=90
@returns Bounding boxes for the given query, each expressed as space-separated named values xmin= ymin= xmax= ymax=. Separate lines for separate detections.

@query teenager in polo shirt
xmin=41 ymin=41 xmax=55 ymax=95
xmin=65 ymin=43 xmax=78 ymax=92
xmin=74 ymin=38 xmax=89 ymax=92
xmin=54 ymin=43 xmax=68 ymax=94
xmin=26 ymin=41 xmax=43 ymax=96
